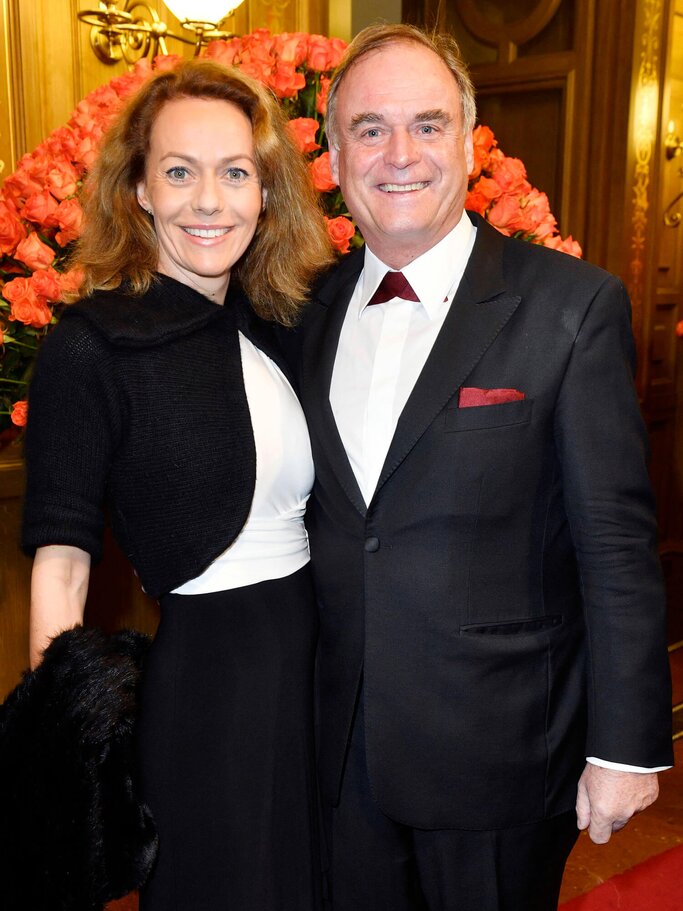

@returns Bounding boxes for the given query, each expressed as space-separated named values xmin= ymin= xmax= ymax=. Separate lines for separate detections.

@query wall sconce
xmin=665 ymin=120 xmax=683 ymax=160
xmin=77 ymin=0 xmax=245 ymax=65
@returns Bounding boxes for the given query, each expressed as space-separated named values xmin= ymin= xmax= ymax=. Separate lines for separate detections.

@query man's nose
xmin=383 ymin=129 xmax=420 ymax=169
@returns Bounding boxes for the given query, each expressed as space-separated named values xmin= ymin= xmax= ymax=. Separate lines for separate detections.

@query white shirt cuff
xmin=586 ymin=757 xmax=672 ymax=773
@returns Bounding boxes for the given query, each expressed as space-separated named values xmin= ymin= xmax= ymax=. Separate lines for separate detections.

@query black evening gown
xmin=136 ymin=564 xmax=320 ymax=910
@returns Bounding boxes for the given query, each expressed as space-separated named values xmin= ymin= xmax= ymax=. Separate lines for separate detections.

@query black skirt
xmin=136 ymin=565 xmax=321 ymax=910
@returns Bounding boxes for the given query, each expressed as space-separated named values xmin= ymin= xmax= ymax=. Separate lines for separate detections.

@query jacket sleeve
xmin=554 ymin=274 xmax=673 ymax=768
xmin=21 ymin=315 xmax=122 ymax=563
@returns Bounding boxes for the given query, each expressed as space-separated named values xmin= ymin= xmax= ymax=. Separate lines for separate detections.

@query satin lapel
xmin=374 ymin=217 xmax=521 ymax=498
xmin=301 ymin=249 xmax=367 ymax=517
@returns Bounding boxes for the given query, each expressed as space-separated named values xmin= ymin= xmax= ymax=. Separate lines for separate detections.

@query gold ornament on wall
xmin=77 ymin=0 xmax=246 ymax=64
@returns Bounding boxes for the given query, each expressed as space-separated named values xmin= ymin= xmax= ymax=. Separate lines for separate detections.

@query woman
xmin=22 ymin=60 xmax=333 ymax=910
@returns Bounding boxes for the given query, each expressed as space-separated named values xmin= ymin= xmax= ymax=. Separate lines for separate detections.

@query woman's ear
xmin=136 ymin=182 xmax=152 ymax=215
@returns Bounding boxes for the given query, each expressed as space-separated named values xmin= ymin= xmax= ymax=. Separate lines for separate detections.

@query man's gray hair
xmin=325 ymin=23 xmax=477 ymax=147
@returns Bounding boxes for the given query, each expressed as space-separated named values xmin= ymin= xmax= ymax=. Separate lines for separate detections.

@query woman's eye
xmin=227 ymin=167 xmax=248 ymax=181
xmin=167 ymin=166 xmax=189 ymax=181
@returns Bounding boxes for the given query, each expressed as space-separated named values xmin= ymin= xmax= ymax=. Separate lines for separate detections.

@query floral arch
xmin=0 ymin=29 xmax=581 ymax=434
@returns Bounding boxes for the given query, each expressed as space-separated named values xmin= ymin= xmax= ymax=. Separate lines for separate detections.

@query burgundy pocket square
xmin=458 ymin=387 xmax=525 ymax=408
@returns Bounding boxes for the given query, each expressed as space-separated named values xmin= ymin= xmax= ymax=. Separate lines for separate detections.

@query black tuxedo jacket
xmin=299 ymin=213 xmax=673 ymax=831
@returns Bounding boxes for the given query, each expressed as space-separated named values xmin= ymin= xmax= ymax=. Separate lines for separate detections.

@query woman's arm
xmin=29 ymin=545 xmax=91 ymax=668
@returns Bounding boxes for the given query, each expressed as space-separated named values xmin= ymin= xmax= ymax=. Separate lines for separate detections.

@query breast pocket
xmin=444 ymin=398 xmax=533 ymax=432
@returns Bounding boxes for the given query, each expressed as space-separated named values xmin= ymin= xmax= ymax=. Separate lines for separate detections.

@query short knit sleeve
xmin=21 ymin=313 xmax=122 ymax=561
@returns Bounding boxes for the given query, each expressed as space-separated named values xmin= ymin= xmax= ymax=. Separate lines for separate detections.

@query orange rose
xmin=3 ymin=163 xmax=44 ymax=207
xmin=465 ymin=176 xmax=502 ymax=215
xmin=205 ymin=38 xmax=241 ymax=67
xmin=22 ymin=189 xmax=60 ymax=224
xmin=521 ymin=189 xmax=555 ymax=237
xmin=30 ymin=267 xmax=62 ymax=302
xmin=287 ymin=118 xmax=321 ymax=154
xmin=309 ymin=152 xmax=337 ymax=192
xmin=74 ymin=134 xmax=100 ymax=171
xmin=469 ymin=125 xmax=496 ymax=179
xmin=58 ymin=266 xmax=85 ymax=295
xmin=490 ymin=156 xmax=529 ymax=195
xmin=52 ymin=198 xmax=83 ymax=246
xmin=316 ymin=76 xmax=331 ymax=116
xmin=10 ymin=400 xmax=28 ymax=428
xmin=543 ymin=234 xmax=582 ymax=258
xmin=486 ymin=193 xmax=521 ymax=235
xmin=325 ymin=216 xmax=355 ymax=254
xmin=306 ymin=35 xmax=329 ymax=71
xmin=110 ymin=65 xmax=150 ymax=100
xmin=153 ymin=53 xmax=183 ymax=73
xmin=14 ymin=233 xmax=55 ymax=271
xmin=132 ymin=57 xmax=154 ymax=80
xmin=276 ymin=32 xmax=308 ymax=66
xmin=47 ymin=160 xmax=80 ymax=201
xmin=45 ymin=127 xmax=79 ymax=165
xmin=4 ymin=277 xmax=52 ymax=328
xmin=269 ymin=61 xmax=306 ymax=99
xmin=326 ymin=38 xmax=347 ymax=70
xmin=240 ymin=59 xmax=274 ymax=86
xmin=0 ymin=199 xmax=26 ymax=255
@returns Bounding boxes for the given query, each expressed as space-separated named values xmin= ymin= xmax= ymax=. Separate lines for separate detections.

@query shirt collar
xmin=358 ymin=211 xmax=476 ymax=320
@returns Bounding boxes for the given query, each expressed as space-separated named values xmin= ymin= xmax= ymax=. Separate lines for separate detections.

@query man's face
xmin=329 ymin=41 xmax=474 ymax=268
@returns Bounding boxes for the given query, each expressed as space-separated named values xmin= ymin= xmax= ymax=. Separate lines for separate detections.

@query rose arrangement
xmin=0 ymin=29 xmax=580 ymax=435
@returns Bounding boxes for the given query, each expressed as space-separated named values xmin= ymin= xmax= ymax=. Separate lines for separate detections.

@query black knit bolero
xmin=22 ymin=273 xmax=291 ymax=598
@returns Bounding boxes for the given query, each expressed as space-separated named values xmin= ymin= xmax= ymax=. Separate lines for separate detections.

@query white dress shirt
xmin=330 ymin=212 xmax=475 ymax=505
xmin=329 ymin=211 xmax=667 ymax=775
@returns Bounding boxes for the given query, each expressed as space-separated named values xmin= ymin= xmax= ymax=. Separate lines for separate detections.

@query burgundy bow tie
xmin=367 ymin=271 xmax=420 ymax=306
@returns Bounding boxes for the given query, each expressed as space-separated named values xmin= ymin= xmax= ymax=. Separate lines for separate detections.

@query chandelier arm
xmin=77 ymin=2 xmax=236 ymax=63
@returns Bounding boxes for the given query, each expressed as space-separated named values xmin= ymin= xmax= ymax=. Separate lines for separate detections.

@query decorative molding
xmin=455 ymin=0 xmax=562 ymax=57
xmin=628 ymin=0 xmax=664 ymax=343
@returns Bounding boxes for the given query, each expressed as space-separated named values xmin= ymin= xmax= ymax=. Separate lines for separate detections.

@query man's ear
xmin=464 ymin=131 xmax=474 ymax=177
xmin=328 ymin=143 xmax=340 ymax=185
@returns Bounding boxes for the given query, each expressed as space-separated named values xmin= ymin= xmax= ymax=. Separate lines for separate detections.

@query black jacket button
xmin=364 ymin=536 xmax=380 ymax=552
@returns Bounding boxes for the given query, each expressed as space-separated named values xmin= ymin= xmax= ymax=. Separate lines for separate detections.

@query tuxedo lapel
xmin=302 ymin=249 xmax=367 ymax=516
xmin=374 ymin=216 xmax=521 ymax=498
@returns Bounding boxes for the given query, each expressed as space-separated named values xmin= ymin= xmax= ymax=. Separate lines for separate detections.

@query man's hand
xmin=575 ymin=764 xmax=659 ymax=844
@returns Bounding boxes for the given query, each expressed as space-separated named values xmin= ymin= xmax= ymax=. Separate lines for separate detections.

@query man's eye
xmin=418 ymin=125 xmax=436 ymax=134
xmin=363 ymin=128 xmax=381 ymax=139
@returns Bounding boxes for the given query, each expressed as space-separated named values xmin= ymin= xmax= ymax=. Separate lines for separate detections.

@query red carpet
xmin=561 ymin=843 xmax=683 ymax=910
xmin=107 ymin=845 xmax=683 ymax=911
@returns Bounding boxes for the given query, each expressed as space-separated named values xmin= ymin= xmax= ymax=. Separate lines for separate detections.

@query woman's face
xmin=137 ymin=96 xmax=264 ymax=301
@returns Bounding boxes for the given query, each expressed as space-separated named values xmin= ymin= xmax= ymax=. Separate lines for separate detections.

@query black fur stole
xmin=0 ymin=626 xmax=158 ymax=911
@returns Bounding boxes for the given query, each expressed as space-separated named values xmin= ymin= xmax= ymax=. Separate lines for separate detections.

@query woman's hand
xmin=30 ymin=545 xmax=91 ymax=668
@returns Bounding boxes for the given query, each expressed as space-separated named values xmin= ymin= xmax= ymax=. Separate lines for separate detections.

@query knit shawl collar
xmin=65 ymin=273 xmax=238 ymax=348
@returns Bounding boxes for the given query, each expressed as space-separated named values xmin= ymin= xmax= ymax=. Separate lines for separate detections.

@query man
xmin=299 ymin=23 xmax=673 ymax=910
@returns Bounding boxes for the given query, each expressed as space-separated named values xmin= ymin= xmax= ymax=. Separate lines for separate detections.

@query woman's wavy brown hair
xmin=72 ymin=60 xmax=334 ymax=324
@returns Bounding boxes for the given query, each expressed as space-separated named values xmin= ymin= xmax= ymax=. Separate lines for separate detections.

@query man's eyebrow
xmin=414 ymin=109 xmax=452 ymax=124
xmin=349 ymin=112 xmax=384 ymax=130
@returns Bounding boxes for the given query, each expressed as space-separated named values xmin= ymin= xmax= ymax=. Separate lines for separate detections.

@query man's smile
xmin=377 ymin=181 xmax=429 ymax=192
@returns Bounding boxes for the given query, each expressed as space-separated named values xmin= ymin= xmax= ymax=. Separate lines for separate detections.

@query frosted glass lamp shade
xmin=163 ymin=0 xmax=244 ymax=22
